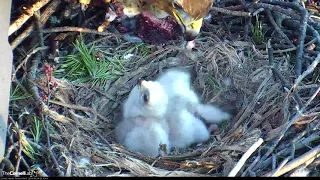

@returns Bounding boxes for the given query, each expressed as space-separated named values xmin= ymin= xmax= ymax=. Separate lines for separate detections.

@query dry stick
xmin=211 ymin=6 xmax=252 ymax=17
xmin=271 ymin=60 xmax=304 ymax=108
xmin=253 ymin=131 xmax=320 ymax=174
xmin=307 ymin=25 xmax=320 ymax=45
xmin=42 ymin=26 xmax=120 ymax=37
xmin=34 ymin=10 xmax=46 ymax=58
xmin=228 ymin=138 xmax=264 ymax=177
xmin=253 ymin=85 xmax=320 ymax=173
xmin=263 ymin=144 xmax=320 ymax=177
xmin=241 ymin=155 xmax=260 ymax=177
xmin=14 ymin=130 xmax=23 ymax=176
xmin=267 ymin=39 xmax=276 ymax=81
xmin=44 ymin=74 xmax=64 ymax=176
xmin=224 ymin=5 xmax=245 ymax=11
xmin=260 ymin=0 xmax=308 ymax=76
xmin=253 ymin=3 xmax=301 ymax=20
xmin=304 ymin=87 xmax=320 ymax=108
xmin=49 ymin=100 xmax=98 ymax=121
xmin=244 ymin=16 xmax=252 ymax=41
xmin=8 ymin=0 xmax=50 ymax=36
xmin=11 ymin=0 xmax=61 ymax=50
xmin=94 ymin=131 xmax=114 ymax=151
xmin=6 ymin=125 xmax=30 ymax=170
xmin=266 ymin=10 xmax=295 ymax=47
xmin=270 ymin=157 xmax=291 ymax=177
xmin=292 ymin=53 xmax=320 ymax=92
xmin=288 ymin=158 xmax=314 ymax=177
xmin=12 ymin=46 xmax=49 ymax=81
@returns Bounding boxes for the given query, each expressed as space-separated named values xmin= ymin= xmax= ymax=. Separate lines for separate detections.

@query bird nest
xmin=6 ymin=0 xmax=320 ymax=177
xmin=28 ymin=33 xmax=294 ymax=176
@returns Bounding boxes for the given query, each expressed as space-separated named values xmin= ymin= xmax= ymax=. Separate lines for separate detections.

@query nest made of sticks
xmin=4 ymin=0 xmax=320 ymax=177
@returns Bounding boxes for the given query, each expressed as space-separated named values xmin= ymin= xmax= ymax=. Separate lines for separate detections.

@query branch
xmin=10 ymin=0 xmax=62 ymax=50
xmin=8 ymin=0 xmax=50 ymax=36
xmin=228 ymin=138 xmax=264 ymax=177
xmin=42 ymin=26 xmax=120 ymax=37
xmin=263 ymin=144 xmax=320 ymax=177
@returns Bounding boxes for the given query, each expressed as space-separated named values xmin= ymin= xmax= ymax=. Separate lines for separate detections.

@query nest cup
xmin=40 ymin=33 xmax=293 ymax=176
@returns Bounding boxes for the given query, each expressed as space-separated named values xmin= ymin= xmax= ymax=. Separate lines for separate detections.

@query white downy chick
xmin=156 ymin=68 xmax=231 ymax=149
xmin=115 ymin=78 xmax=170 ymax=158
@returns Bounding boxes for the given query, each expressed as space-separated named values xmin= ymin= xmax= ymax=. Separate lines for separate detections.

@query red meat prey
xmin=136 ymin=11 xmax=182 ymax=44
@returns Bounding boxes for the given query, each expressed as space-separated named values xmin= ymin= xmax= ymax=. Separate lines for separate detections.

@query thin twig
xmin=42 ymin=26 xmax=120 ymax=37
xmin=14 ymin=130 xmax=23 ymax=176
xmin=34 ymin=10 xmax=46 ymax=58
xmin=10 ymin=0 xmax=61 ymax=50
xmin=266 ymin=10 xmax=295 ymax=47
xmin=228 ymin=138 xmax=264 ymax=177
xmin=263 ymin=144 xmax=320 ymax=177
xmin=253 ymin=131 xmax=320 ymax=174
xmin=211 ymin=6 xmax=252 ymax=17
xmin=241 ymin=155 xmax=260 ymax=177
xmin=12 ymin=46 xmax=49 ymax=81
xmin=260 ymin=0 xmax=309 ymax=76
xmin=8 ymin=0 xmax=50 ymax=36
xmin=292 ymin=53 xmax=320 ymax=91
xmin=270 ymin=157 xmax=291 ymax=177
xmin=49 ymin=99 xmax=98 ymax=121
xmin=271 ymin=68 xmax=304 ymax=108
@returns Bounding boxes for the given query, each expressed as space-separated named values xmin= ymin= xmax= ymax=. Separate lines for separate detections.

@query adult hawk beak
xmin=168 ymin=0 xmax=213 ymax=41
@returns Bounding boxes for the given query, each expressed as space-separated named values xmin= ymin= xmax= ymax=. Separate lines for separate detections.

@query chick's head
xmin=123 ymin=78 xmax=169 ymax=119
xmin=137 ymin=78 xmax=169 ymax=117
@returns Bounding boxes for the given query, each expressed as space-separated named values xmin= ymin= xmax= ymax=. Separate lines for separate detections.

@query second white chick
xmin=156 ymin=68 xmax=231 ymax=149
xmin=115 ymin=78 xmax=170 ymax=158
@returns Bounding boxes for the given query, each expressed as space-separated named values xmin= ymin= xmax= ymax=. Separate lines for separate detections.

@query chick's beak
xmin=137 ymin=78 xmax=148 ymax=94
xmin=172 ymin=8 xmax=204 ymax=41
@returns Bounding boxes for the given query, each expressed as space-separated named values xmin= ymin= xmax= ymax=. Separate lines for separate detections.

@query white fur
xmin=156 ymin=68 xmax=231 ymax=149
xmin=115 ymin=81 xmax=170 ymax=158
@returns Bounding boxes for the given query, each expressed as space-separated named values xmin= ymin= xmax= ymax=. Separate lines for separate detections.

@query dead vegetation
xmin=3 ymin=0 xmax=320 ymax=177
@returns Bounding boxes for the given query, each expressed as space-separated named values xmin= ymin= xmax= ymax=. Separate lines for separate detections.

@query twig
xmin=270 ymin=157 xmax=290 ymax=177
xmin=292 ymin=53 xmax=320 ymax=91
xmin=1 ymin=158 xmax=15 ymax=172
xmin=241 ymin=155 xmax=260 ymax=177
xmin=228 ymin=138 xmax=264 ymax=177
xmin=42 ymin=115 xmax=64 ymax=176
xmin=266 ymin=10 xmax=295 ymax=47
xmin=49 ymin=99 xmax=98 ymax=121
xmin=10 ymin=0 xmax=61 ymax=50
xmin=94 ymin=131 xmax=114 ymax=151
xmin=307 ymin=25 xmax=320 ymax=45
xmin=253 ymin=3 xmax=300 ymax=20
xmin=254 ymin=106 xmax=308 ymax=171
xmin=260 ymin=0 xmax=309 ymax=76
xmin=244 ymin=16 xmax=252 ymax=41
xmin=304 ymin=87 xmax=320 ymax=108
xmin=271 ymin=68 xmax=304 ymax=108
xmin=211 ymin=6 xmax=252 ymax=17
xmin=14 ymin=130 xmax=23 ymax=176
xmin=253 ymin=131 xmax=320 ymax=173
xmin=267 ymin=39 xmax=276 ymax=81
xmin=6 ymin=126 xmax=30 ymax=170
xmin=263 ymin=144 xmax=320 ymax=177
xmin=42 ymin=26 xmax=120 ymax=37
xmin=34 ymin=10 xmax=45 ymax=58
xmin=12 ymin=46 xmax=49 ymax=81
xmin=8 ymin=0 xmax=50 ymax=36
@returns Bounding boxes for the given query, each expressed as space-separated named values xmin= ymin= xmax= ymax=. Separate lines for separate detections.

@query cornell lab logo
xmin=2 ymin=169 xmax=38 ymax=177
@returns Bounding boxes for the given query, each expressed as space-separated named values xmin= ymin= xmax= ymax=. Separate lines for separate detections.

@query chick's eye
xmin=143 ymin=92 xmax=149 ymax=103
